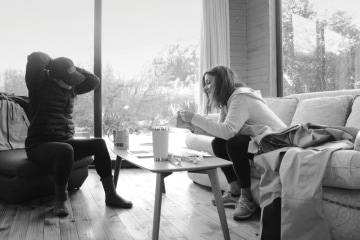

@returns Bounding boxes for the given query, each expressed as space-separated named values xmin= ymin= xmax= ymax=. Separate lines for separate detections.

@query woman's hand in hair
xmin=178 ymin=110 xmax=194 ymax=123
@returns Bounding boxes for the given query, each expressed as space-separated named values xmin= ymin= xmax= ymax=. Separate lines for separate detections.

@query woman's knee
xmin=89 ymin=137 xmax=107 ymax=149
xmin=98 ymin=138 xmax=107 ymax=148
xmin=211 ymin=137 xmax=226 ymax=156
xmin=226 ymin=134 xmax=250 ymax=150
xmin=53 ymin=143 xmax=74 ymax=162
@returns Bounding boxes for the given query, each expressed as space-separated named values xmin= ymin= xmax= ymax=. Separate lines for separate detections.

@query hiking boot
xmin=211 ymin=190 xmax=239 ymax=207
xmin=233 ymin=196 xmax=256 ymax=220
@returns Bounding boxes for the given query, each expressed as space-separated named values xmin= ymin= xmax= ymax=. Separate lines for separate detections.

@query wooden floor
xmin=0 ymin=168 xmax=261 ymax=240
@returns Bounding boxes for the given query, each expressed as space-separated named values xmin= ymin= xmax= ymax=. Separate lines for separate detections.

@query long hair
xmin=202 ymin=65 xmax=246 ymax=114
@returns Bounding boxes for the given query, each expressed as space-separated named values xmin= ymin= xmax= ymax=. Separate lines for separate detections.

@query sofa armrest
xmin=185 ymin=132 xmax=214 ymax=155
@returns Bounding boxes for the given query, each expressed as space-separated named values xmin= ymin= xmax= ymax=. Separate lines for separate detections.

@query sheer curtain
xmin=198 ymin=0 xmax=230 ymax=114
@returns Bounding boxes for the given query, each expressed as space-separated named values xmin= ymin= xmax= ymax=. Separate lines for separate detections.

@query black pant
xmin=211 ymin=134 xmax=254 ymax=188
xmin=27 ymin=138 xmax=112 ymax=185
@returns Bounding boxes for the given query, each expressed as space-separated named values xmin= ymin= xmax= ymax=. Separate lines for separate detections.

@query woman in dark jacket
xmin=25 ymin=52 xmax=132 ymax=217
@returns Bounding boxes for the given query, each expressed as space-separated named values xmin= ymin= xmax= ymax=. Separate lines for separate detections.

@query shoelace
xmin=236 ymin=197 xmax=252 ymax=209
xmin=223 ymin=190 xmax=233 ymax=196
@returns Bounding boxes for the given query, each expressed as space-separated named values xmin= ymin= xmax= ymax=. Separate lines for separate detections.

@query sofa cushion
xmin=251 ymin=149 xmax=360 ymax=190
xmin=0 ymin=149 xmax=93 ymax=178
xmin=346 ymin=95 xmax=360 ymax=129
xmin=265 ymin=97 xmax=298 ymax=126
xmin=322 ymin=150 xmax=360 ymax=189
xmin=249 ymin=150 xmax=360 ymax=190
xmin=291 ymin=95 xmax=353 ymax=126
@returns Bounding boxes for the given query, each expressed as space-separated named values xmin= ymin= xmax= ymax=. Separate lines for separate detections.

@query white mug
xmin=152 ymin=126 xmax=169 ymax=161
xmin=111 ymin=129 xmax=129 ymax=150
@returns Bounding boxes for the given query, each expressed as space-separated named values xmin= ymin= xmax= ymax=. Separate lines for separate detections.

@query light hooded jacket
xmin=190 ymin=87 xmax=286 ymax=139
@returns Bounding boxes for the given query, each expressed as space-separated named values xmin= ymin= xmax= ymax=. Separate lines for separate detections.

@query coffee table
xmin=110 ymin=146 xmax=233 ymax=240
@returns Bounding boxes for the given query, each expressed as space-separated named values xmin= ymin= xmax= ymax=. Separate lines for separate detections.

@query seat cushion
xmin=0 ymin=149 xmax=93 ymax=178
xmin=322 ymin=150 xmax=360 ymax=189
xmin=250 ymin=149 xmax=360 ymax=190
xmin=185 ymin=132 xmax=360 ymax=190
xmin=0 ymin=162 xmax=90 ymax=203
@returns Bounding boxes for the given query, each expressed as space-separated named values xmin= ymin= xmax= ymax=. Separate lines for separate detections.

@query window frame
xmin=94 ymin=0 xmax=102 ymax=137
xmin=276 ymin=0 xmax=284 ymax=97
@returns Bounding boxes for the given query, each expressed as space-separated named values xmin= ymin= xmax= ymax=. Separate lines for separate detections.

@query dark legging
xmin=211 ymin=134 xmax=254 ymax=188
xmin=27 ymin=138 xmax=112 ymax=185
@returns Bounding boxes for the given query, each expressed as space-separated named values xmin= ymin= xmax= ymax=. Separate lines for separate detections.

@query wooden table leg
xmin=152 ymin=172 xmax=165 ymax=240
xmin=113 ymin=156 xmax=122 ymax=188
xmin=207 ymin=168 xmax=231 ymax=240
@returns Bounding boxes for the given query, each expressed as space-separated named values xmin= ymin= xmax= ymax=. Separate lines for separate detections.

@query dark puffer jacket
xmin=25 ymin=52 xmax=100 ymax=151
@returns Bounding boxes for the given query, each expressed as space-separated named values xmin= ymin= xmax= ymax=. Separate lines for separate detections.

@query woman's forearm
xmin=74 ymin=67 xmax=100 ymax=94
xmin=25 ymin=52 xmax=52 ymax=91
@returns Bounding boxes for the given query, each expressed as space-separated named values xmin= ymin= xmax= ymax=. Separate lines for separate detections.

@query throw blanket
xmin=254 ymin=123 xmax=359 ymax=240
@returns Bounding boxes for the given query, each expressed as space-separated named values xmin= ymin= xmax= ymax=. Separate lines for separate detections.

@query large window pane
xmin=0 ymin=0 xmax=94 ymax=137
xmin=282 ymin=0 xmax=360 ymax=95
xmin=102 ymin=0 xmax=202 ymax=146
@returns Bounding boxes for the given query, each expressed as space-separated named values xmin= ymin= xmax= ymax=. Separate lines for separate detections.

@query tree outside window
xmin=282 ymin=0 xmax=360 ymax=95
xmin=0 ymin=0 xmax=201 ymax=144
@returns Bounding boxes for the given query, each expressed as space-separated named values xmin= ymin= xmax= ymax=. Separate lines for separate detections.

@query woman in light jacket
xmin=178 ymin=65 xmax=286 ymax=220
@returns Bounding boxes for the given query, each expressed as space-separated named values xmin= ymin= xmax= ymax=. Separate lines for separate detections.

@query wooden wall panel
xmin=246 ymin=0 xmax=270 ymax=96
xmin=229 ymin=0 xmax=277 ymax=96
xmin=229 ymin=0 xmax=248 ymax=83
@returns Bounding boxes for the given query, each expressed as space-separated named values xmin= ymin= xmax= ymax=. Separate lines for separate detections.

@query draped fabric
xmin=199 ymin=0 xmax=230 ymax=114
xmin=254 ymin=123 xmax=358 ymax=240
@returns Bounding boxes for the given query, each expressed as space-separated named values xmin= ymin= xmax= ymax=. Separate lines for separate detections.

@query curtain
xmin=199 ymin=0 xmax=230 ymax=114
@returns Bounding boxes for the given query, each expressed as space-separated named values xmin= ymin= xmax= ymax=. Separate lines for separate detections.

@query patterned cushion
xmin=291 ymin=95 xmax=353 ymax=126
xmin=322 ymin=150 xmax=360 ymax=189
xmin=346 ymin=95 xmax=360 ymax=129
xmin=322 ymin=187 xmax=360 ymax=239
xmin=265 ymin=97 xmax=298 ymax=126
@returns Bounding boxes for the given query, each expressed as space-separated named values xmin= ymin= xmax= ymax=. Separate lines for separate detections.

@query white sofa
xmin=185 ymin=89 xmax=360 ymax=240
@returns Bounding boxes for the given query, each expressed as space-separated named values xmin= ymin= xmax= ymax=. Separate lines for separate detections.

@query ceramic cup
xmin=112 ymin=129 xmax=129 ymax=150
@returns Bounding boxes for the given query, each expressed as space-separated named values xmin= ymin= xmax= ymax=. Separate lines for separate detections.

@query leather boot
xmin=101 ymin=175 xmax=133 ymax=208
xmin=53 ymin=183 xmax=69 ymax=217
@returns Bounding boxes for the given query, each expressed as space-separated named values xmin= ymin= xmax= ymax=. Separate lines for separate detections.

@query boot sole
xmin=106 ymin=202 xmax=133 ymax=209
xmin=212 ymin=202 xmax=237 ymax=207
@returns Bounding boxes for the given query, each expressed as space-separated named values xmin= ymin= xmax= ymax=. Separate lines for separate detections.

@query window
xmin=0 ymin=0 xmax=95 ymax=137
xmin=102 ymin=0 xmax=202 ymax=145
xmin=0 ymin=0 xmax=202 ymax=144
xmin=281 ymin=0 xmax=360 ymax=95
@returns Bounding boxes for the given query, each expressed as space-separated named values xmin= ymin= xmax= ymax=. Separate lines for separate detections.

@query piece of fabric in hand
xmin=176 ymin=113 xmax=193 ymax=130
